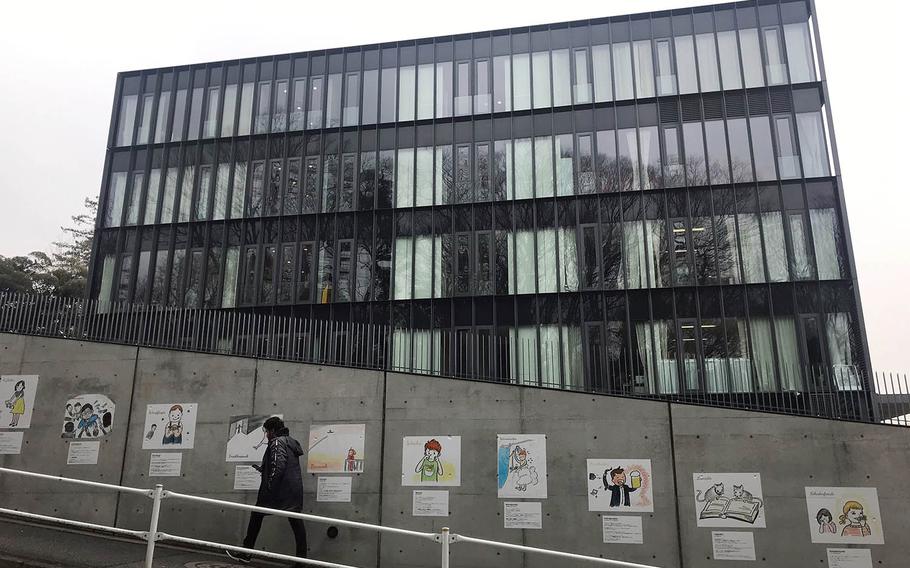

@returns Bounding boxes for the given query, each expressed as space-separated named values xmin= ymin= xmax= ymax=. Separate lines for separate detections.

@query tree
xmin=0 ymin=198 xmax=96 ymax=298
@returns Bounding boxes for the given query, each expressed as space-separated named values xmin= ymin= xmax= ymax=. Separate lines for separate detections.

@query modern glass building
xmin=90 ymin=0 xmax=872 ymax=412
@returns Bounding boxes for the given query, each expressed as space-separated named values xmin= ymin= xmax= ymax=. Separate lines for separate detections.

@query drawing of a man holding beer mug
xmin=602 ymin=466 xmax=641 ymax=507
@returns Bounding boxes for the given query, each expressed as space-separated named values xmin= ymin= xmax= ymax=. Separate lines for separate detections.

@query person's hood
xmin=280 ymin=432 xmax=303 ymax=457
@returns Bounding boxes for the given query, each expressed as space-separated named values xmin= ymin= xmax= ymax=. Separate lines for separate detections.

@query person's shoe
xmin=225 ymin=548 xmax=252 ymax=563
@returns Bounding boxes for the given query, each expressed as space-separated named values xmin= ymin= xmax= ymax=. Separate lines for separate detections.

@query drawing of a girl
xmin=4 ymin=380 xmax=26 ymax=427
xmin=345 ymin=448 xmax=358 ymax=472
xmin=838 ymin=501 xmax=872 ymax=537
xmin=816 ymin=508 xmax=836 ymax=534
xmin=162 ymin=404 xmax=184 ymax=445
xmin=414 ymin=439 xmax=444 ymax=482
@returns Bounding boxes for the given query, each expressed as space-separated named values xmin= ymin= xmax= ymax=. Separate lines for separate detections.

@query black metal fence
xmin=0 ymin=291 xmax=906 ymax=426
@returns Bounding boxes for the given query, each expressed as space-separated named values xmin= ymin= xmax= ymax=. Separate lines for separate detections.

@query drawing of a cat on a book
xmin=696 ymin=482 xmax=764 ymax=524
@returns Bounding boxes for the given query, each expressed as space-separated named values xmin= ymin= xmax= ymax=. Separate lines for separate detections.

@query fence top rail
xmin=0 ymin=466 xmax=151 ymax=496
xmin=164 ymin=489 xmax=438 ymax=541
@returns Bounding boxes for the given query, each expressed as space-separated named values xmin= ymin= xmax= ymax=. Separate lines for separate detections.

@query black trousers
xmin=243 ymin=511 xmax=308 ymax=558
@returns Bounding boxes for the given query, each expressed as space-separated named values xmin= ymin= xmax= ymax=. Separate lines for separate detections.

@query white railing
xmin=0 ymin=466 xmax=660 ymax=568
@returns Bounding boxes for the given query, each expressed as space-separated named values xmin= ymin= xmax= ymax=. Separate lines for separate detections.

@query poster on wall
xmin=233 ymin=465 xmax=261 ymax=490
xmin=307 ymin=424 xmax=366 ymax=473
xmin=693 ymin=473 xmax=766 ymax=528
xmin=401 ymin=436 xmax=461 ymax=487
xmin=826 ymin=548 xmax=873 ymax=568
xmin=0 ymin=431 xmax=24 ymax=454
xmin=61 ymin=395 xmax=114 ymax=439
xmin=226 ymin=414 xmax=283 ymax=462
xmin=0 ymin=375 xmax=39 ymax=429
xmin=805 ymin=487 xmax=884 ymax=545
xmin=142 ymin=403 xmax=198 ymax=450
xmin=587 ymin=458 xmax=654 ymax=513
xmin=602 ymin=516 xmax=644 ymax=544
xmin=66 ymin=441 xmax=100 ymax=465
xmin=497 ymin=434 xmax=547 ymax=499
xmin=711 ymin=531 xmax=756 ymax=561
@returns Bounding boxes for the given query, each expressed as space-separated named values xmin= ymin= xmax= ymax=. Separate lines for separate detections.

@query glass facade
xmin=92 ymin=1 xmax=868 ymax=400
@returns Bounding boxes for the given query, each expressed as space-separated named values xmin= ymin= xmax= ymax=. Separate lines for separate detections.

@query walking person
xmin=227 ymin=416 xmax=307 ymax=563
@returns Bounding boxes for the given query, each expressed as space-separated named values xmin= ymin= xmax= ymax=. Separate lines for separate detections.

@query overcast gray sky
xmin=0 ymin=0 xmax=906 ymax=370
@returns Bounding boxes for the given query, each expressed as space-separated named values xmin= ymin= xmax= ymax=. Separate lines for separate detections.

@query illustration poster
xmin=307 ymin=423 xmax=366 ymax=473
xmin=62 ymin=395 xmax=114 ymax=439
xmin=226 ymin=414 xmax=283 ymax=462
xmin=693 ymin=473 xmax=766 ymax=528
xmin=401 ymin=436 xmax=461 ymax=487
xmin=497 ymin=434 xmax=547 ymax=499
xmin=0 ymin=375 xmax=39 ymax=429
xmin=587 ymin=458 xmax=654 ymax=512
xmin=141 ymin=403 xmax=198 ymax=450
xmin=805 ymin=487 xmax=884 ymax=545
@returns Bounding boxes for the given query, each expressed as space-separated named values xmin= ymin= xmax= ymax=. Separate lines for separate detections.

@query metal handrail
xmin=0 ymin=465 xmax=661 ymax=568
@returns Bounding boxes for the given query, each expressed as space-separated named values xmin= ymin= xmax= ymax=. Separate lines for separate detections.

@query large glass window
xmin=415 ymin=148 xmax=433 ymax=206
xmin=260 ymin=245 xmax=277 ymax=304
xmin=237 ymin=81 xmax=253 ymax=136
xmin=194 ymin=165 xmax=212 ymax=220
xmin=717 ymin=31 xmax=743 ymax=89
xmin=170 ymin=86 xmax=187 ymax=142
xmin=655 ymin=39 xmax=676 ymax=96
xmin=663 ymin=126 xmax=685 ymax=187
xmin=749 ymin=116 xmax=776 ymax=181
xmin=436 ymin=62 xmax=453 ymax=118
xmin=336 ymin=239 xmax=354 ymax=302
xmin=784 ymin=22 xmax=816 ymax=83
xmin=738 ymin=28 xmax=764 ymax=88
xmin=435 ymin=145 xmax=453 ymax=205
xmin=394 ymin=237 xmax=413 ymax=300
xmin=186 ymin=85 xmax=204 ymax=140
xmin=455 ymin=144 xmax=472 ymax=203
xmin=513 ymin=53 xmax=532 ymax=110
xmin=417 ymin=64 xmax=434 ymax=120
xmin=326 ymin=73 xmax=342 ymax=127
xmin=398 ymin=66 xmax=416 ymax=122
xmin=704 ymin=120 xmax=730 ymax=184
xmin=476 ymin=143 xmax=491 ymax=201
xmin=514 ymin=138 xmax=533 ymax=199
xmin=695 ymin=33 xmax=720 ymax=92
xmin=532 ymin=51 xmax=551 ymax=108
xmin=144 ymin=168 xmax=161 ymax=225
xmin=222 ymin=247 xmax=239 ymax=308
xmin=811 ymin=208 xmax=843 ymax=280
xmin=592 ymin=45 xmax=613 ymax=103
xmin=247 ymin=161 xmax=264 ymax=217
xmin=213 ymin=163 xmax=229 ymax=220
xmin=774 ymin=116 xmax=801 ymax=178
xmin=682 ymin=122 xmax=707 ymax=186
xmin=727 ymin=118 xmax=754 ymax=183
xmin=534 ymin=136 xmax=553 ymax=197
xmin=137 ymin=94 xmax=154 ymax=144
xmin=380 ymin=68 xmax=397 ymax=123
xmin=161 ymin=167 xmax=178 ymax=223
xmin=475 ymin=59 xmax=492 ymax=113
xmin=617 ymin=128 xmax=640 ymax=191
xmin=493 ymin=55 xmax=511 ymax=112
xmin=551 ymin=49 xmax=571 ymax=107
xmin=361 ymin=70 xmax=378 ymax=125
xmin=675 ymin=35 xmax=698 ymax=94
xmin=787 ymin=212 xmax=813 ymax=280
xmin=612 ymin=43 xmax=634 ymax=100
xmin=273 ymin=80 xmax=289 ymax=132
xmin=125 ymin=171 xmax=143 ymax=226
xmin=303 ymin=156 xmax=319 ymax=214
xmin=266 ymin=159 xmax=281 ymax=216
xmin=640 ymin=126 xmax=661 ymax=190
xmin=797 ymin=111 xmax=830 ymax=177
xmin=359 ymin=151 xmax=376 ymax=209
xmin=323 ymin=153 xmax=338 ymax=212
xmin=230 ymin=162 xmax=247 ymax=219
xmin=285 ymin=158 xmax=300 ymax=215
xmin=154 ymin=91 xmax=171 ymax=144
xmin=493 ymin=140 xmax=512 ymax=200
xmin=221 ymin=84 xmax=237 ymax=137
xmin=177 ymin=165 xmax=195 ymax=222
xmin=116 ymin=94 xmax=137 ymax=146
xmin=763 ymin=27 xmax=788 ymax=85
xmin=555 ymin=135 xmax=574 ymax=196
xmin=105 ymin=172 xmax=127 ymax=227
xmin=290 ymin=78 xmax=307 ymax=130
xmin=396 ymin=148 xmax=414 ymax=208
xmin=307 ymin=76 xmax=324 ymax=129
xmin=596 ymin=130 xmax=617 ymax=192
xmin=455 ymin=61 xmax=471 ymax=116
xmin=254 ymin=81 xmax=271 ymax=134
xmin=573 ymin=48 xmax=592 ymax=104
xmin=298 ymin=242 xmax=314 ymax=302
xmin=632 ymin=40 xmax=655 ymax=98
xmin=577 ymin=134 xmax=594 ymax=193
xmin=203 ymin=87 xmax=220 ymax=138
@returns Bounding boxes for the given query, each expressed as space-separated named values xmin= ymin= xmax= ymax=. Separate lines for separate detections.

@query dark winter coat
xmin=255 ymin=428 xmax=304 ymax=511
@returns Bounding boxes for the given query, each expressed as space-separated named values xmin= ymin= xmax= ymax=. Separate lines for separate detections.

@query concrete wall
xmin=1 ymin=332 xmax=908 ymax=568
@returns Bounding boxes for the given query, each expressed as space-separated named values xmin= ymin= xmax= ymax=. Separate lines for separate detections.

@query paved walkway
xmin=0 ymin=521 xmax=285 ymax=568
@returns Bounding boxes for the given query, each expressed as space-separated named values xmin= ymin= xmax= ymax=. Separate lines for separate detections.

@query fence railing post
xmin=440 ymin=526 xmax=450 ymax=568
xmin=145 ymin=483 xmax=164 ymax=568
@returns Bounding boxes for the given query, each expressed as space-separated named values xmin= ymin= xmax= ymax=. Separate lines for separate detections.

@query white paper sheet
xmin=149 ymin=452 xmax=182 ymax=477
xmin=503 ymin=501 xmax=542 ymax=529
xmin=0 ymin=431 xmax=23 ymax=454
xmin=602 ymin=515 xmax=644 ymax=544
xmin=317 ymin=477 xmax=353 ymax=503
xmin=233 ymin=465 xmax=261 ymax=490
xmin=66 ymin=441 xmax=100 ymax=465
xmin=826 ymin=548 xmax=873 ymax=568
xmin=712 ymin=531 xmax=756 ymax=561
xmin=412 ymin=490 xmax=449 ymax=517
